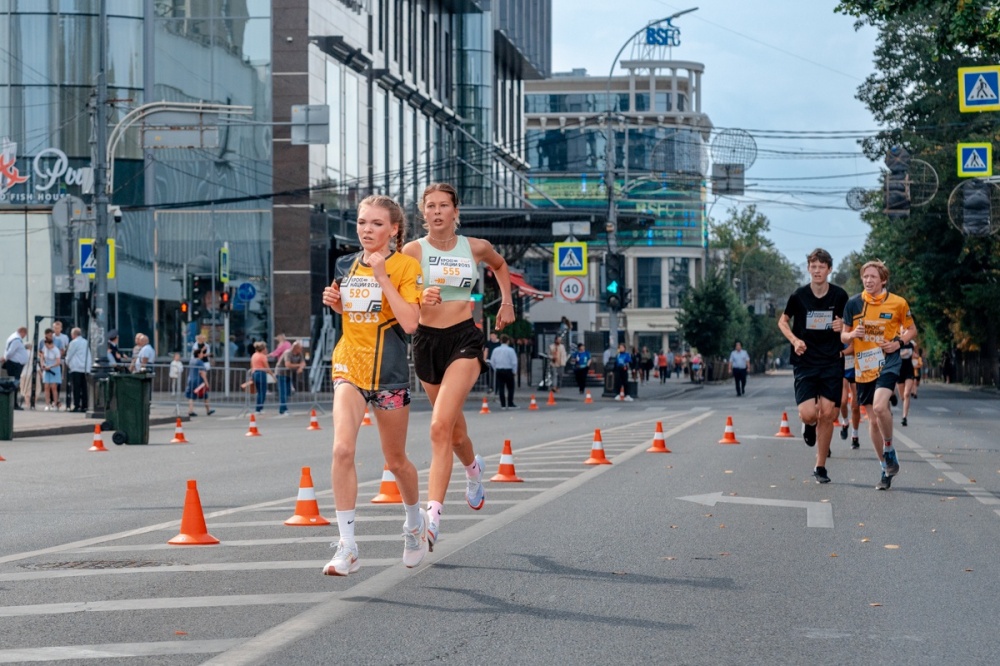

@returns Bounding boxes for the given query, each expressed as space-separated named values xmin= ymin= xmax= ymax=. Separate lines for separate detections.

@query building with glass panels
xmin=0 ymin=0 xmax=550 ymax=365
xmin=0 ymin=0 xmax=272 ymax=360
xmin=522 ymin=50 xmax=713 ymax=354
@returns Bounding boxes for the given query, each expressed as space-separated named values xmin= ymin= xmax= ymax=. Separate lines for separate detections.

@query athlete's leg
xmin=870 ymin=386 xmax=894 ymax=460
xmin=424 ymin=358 xmax=482 ymax=505
xmin=815 ymin=396 xmax=838 ymax=469
xmin=376 ymin=404 xmax=418 ymax=506
xmin=331 ymin=385 xmax=365 ymax=511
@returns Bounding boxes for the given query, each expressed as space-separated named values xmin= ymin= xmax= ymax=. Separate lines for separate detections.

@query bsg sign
xmin=645 ymin=24 xmax=681 ymax=47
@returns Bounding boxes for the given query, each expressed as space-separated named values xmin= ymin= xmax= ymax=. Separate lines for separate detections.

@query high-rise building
xmin=522 ymin=35 xmax=713 ymax=353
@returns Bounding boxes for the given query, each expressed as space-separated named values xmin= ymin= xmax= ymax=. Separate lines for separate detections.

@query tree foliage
xmin=677 ymin=272 xmax=745 ymax=359
xmin=833 ymin=5 xmax=1000 ymax=383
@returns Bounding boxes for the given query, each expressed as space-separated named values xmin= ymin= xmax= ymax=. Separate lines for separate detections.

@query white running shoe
xmin=466 ymin=454 xmax=485 ymax=510
xmin=402 ymin=509 xmax=429 ymax=568
xmin=322 ymin=540 xmax=360 ymax=576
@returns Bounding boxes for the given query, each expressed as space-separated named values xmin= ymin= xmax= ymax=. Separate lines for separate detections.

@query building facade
xmin=0 ymin=0 xmax=550 ymax=362
xmin=522 ymin=48 xmax=713 ymax=353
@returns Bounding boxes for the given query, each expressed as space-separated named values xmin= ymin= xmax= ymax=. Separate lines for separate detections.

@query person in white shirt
xmin=2 ymin=326 xmax=29 ymax=410
xmin=489 ymin=334 xmax=519 ymax=409
xmin=728 ymin=341 xmax=751 ymax=397
xmin=65 ymin=328 xmax=92 ymax=412
xmin=132 ymin=334 xmax=156 ymax=373
xmin=52 ymin=320 xmax=70 ymax=408
xmin=168 ymin=352 xmax=184 ymax=395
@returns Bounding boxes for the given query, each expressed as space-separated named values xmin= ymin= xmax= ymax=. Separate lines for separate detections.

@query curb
xmin=10 ymin=415 xmax=185 ymax=440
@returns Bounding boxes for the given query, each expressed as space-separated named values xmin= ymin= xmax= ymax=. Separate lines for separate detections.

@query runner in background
xmin=839 ymin=343 xmax=861 ymax=449
xmin=897 ymin=339 xmax=917 ymax=426
xmin=842 ymin=259 xmax=917 ymax=491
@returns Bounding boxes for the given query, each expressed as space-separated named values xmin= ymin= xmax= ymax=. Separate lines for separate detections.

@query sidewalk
xmin=479 ymin=372 xmax=702 ymax=406
xmin=6 ymin=405 xmax=185 ymax=439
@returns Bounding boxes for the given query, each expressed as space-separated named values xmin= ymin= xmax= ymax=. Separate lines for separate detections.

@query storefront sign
xmin=0 ymin=137 xmax=93 ymax=205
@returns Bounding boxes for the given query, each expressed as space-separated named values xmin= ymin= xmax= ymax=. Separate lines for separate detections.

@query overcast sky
xmin=549 ymin=0 xmax=881 ymax=270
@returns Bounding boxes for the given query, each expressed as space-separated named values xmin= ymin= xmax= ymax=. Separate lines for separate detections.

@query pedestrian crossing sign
xmin=554 ymin=242 xmax=587 ymax=276
xmin=957 ymin=143 xmax=992 ymax=178
xmin=78 ymin=238 xmax=116 ymax=279
xmin=959 ymin=66 xmax=1000 ymax=112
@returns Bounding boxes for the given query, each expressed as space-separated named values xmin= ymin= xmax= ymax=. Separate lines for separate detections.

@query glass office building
xmin=0 ymin=0 xmax=273 ymax=357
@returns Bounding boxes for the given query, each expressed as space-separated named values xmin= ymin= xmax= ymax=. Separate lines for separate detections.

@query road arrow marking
xmin=678 ymin=492 xmax=834 ymax=528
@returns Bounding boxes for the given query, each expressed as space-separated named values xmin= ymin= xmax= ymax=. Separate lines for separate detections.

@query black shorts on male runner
xmin=856 ymin=372 xmax=899 ymax=407
xmin=793 ymin=363 xmax=842 ymax=407
xmin=412 ymin=319 xmax=487 ymax=384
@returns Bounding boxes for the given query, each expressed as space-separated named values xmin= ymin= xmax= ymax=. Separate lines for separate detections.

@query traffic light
xmin=605 ymin=253 xmax=626 ymax=311
xmin=191 ymin=275 xmax=209 ymax=319
xmin=180 ymin=301 xmax=189 ymax=316
xmin=884 ymin=145 xmax=911 ymax=217
xmin=963 ymin=178 xmax=991 ymax=236
xmin=219 ymin=289 xmax=231 ymax=313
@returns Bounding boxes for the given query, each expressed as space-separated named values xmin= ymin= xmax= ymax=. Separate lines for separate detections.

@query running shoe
xmin=802 ymin=422 xmax=817 ymax=447
xmin=812 ymin=466 xmax=831 ymax=484
xmin=851 ymin=437 xmax=860 ymax=450
xmin=402 ymin=509 xmax=429 ymax=568
xmin=884 ymin=448 xmax=900 ymax=476
xmin=901 ymin=416 xmax=907 ymax=427
xmin=890 ymin=392 xmax=898 ymax=407
xmin=840 ymin=424 xmax=848 ymax=440
xmin=466 ymin=454 xmax=485 ymax=510
xmin=875 ymin=473 xmax=892 ymax=490
xmin=322 ymin=540 xmax=360 ymax=576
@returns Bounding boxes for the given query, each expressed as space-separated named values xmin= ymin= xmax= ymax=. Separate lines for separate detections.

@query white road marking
xmin=0 ymin=640 xmax=245 ymax=663
xmin=678 ymin=492 xmax=834 ymax=529
xmin=895 ymin=431 xmax=1000 ymax=511
xmin=0 ymin=593 xmax=332 ymax=618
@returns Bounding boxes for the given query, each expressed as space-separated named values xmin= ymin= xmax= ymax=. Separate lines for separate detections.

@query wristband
xmin=500 ymin=302 xmax=513 ymax=307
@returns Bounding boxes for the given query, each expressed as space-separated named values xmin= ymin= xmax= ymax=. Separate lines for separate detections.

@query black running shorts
xmin=856 ymin=372 xmax=899 ymax=406
xmin=793 ymin=363 xmax=842 ymax=407
xmin=412 ymin=319 xmax=487 ymax=384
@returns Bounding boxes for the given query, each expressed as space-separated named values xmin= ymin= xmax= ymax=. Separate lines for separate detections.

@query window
xmin=668 ymin=258 xmax=690 ymax=308
xmin=636 ymin=257 xmax=662 ymax=308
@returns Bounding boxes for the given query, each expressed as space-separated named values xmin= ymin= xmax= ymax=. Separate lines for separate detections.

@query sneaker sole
xmin=323 ymin=560 xmax=360 ymax=576
xmin=403 ymin=510 xmax=429 ymax=568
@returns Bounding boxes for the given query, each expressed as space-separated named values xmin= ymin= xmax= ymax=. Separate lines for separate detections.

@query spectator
xmin=107 ymin=330 xmax=126 ymax=370
xmin=52 ymin=320 xmax=70 ymax=408
xmin=276 ymin=340 xmax=306 ymax=415
xmin=185 ymin=344 xmax=215 ymax=416
xmin=169 ymin=352 xmax=184 ymax=395
xmin=489 ymin=334 xmax=518 ymax=409
xmin=268 ymin=333 xmax=291 ymax=360
xmin=228 ymin=335 xmax=239 ymax=359
xmin=571 ymin=342 xmax=592 ymax=394
xmin=2 ymin=326 xmax=29 ymax=410
xmin=250 ymin=341 xmax=273 ymax=413
xmin=65 ymin=327 xmax=92 ymax=412
xmin=131 ymin=334 xmax=155 ymax=373
xmin=640 ymin=346 xmax=653 ymax=383
xmin=39 ymin=329 xmax=62 ymax=411
xmin=548 ymin=336 xmax=568 ymax=391
xmin=728 ymin=340 xmax=751 ymax=396
xmin=613 ymin=343 xmax=633 ymax=401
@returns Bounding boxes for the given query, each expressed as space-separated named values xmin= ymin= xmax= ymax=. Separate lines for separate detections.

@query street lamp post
xmin=603 ymin=8 xmax=699 ymax=352
xmin=91 ymin=0 xmax=112 ymax=385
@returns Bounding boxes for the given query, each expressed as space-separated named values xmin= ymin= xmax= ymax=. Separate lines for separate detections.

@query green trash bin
xmin=110 ymin=373 xmax=153 ymax=445
xmin=0 ymin=378 xmax=17 ymax=441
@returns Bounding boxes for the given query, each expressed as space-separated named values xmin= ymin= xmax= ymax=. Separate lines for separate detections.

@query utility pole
xmin=605 ymin=121 xmax=620 ymax=353
xmin=90 ymin=0 xmax=111 ymax=379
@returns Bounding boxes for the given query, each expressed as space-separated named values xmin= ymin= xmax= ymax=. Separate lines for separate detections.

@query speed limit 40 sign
xmin=558 ymin=276 xmax=586 ymax=303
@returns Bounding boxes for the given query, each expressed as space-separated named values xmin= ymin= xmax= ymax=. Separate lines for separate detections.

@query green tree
xmin=833 ymin=7 xmax=1000 ymax=384
xmin=677 ymin=273 xmax=745 ymax=359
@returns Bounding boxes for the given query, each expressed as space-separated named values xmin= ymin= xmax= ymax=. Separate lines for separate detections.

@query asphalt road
xmin=1 ymin=374 xmax=998 ymax=665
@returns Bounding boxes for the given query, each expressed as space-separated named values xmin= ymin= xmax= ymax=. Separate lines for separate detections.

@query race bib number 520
xmin=342 ymin=276 xmax=383 ymax=313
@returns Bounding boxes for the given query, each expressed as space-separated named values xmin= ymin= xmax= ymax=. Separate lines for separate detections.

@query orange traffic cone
xmin=860 ymin=405 xmax=869 ymax=422
xmin=284 ymin=466 xmax=330 ymax=526
xmin=547 ymin=390 xmax=556 ymax=406
xmin=170 ymin=417 xmax=188 ymax=444
xmin=528 ymin=395 xmax=539 ymax=411
xmin=479 ymin=396 xmax=491 ymax=414
xmin=167 ymin=480 xmax=220 ymax=545
xmin=0 ymin=452 xmax=6 ymax=461
xmin=647 ymin=421 xmax=671 ymax=453
xmin=307 ymin=409 xmax=322 ymax=431
xmin=370 ymin=465 xmax=403 ymax=503
xmin=245 ymin=413 xmax=261 ymax=437
xmin=718 ymin=416 xmax=740 ymax=444
xmin=490 ymin=439 xmax=524 ymax=482
xmin=585 ymin=428 xmax=612 ymax=465
xmin=774 ymin=412 xmax=794 ymax=438
xmin=362 ymin=408 xmax=373 ymax=426
xmin=89 ymin=424 xmax=108 ymax=452
xmin=584 ymin=390 xmax=593 ymax=404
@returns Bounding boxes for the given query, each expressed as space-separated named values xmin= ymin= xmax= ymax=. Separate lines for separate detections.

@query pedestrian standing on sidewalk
xmin=728 ymin=341 xmax=750 ymax=396
xmin=185 ymin=344 xmax=215 ymax=417
xmin=403 ymin=182 xmax=515 ymax=551
xmin=52 ymin=321 xmax=70 ymax=409
xmin=169 ymin=353 xmax=184 ymax=395
xmin=489 ymin=334 xmax=518 ymax=408
xmin=250 ymin=342 xmax=273 ymax=413
xmin=548 ymin=336 xmax=567 ymax=391
xmin=65 ymin=327 xmax=91 ymax=412
xmin=39 ymin=330 xmax=62 ymax=411
xmin=778 ymin=248 xmax=848 ymax=484
xmin=2 ymin=326 xmax=29 ymax=410
xmin=276 ymin=340 xmax=306 ymax=415
xmin=322 ymin=194 xmax=427 ymax=575
xmin=612 ymin=343 xmax=632 ymax=400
